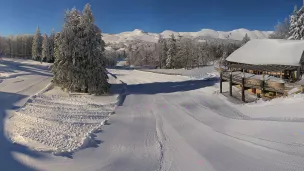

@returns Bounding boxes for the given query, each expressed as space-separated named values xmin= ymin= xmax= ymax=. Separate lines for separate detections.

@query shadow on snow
xmin=0 ymin=59 xmax=52 ymax=79
xmin=0 ymin=91 xmax=45 ymax=171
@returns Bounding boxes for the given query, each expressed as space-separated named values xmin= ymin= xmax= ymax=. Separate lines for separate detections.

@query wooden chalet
xmin=219 ymin=39 xmax=304 ymax=102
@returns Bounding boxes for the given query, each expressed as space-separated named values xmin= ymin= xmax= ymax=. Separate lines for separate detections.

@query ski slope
xmin=2 ymin=59 xmax=304 ymax=171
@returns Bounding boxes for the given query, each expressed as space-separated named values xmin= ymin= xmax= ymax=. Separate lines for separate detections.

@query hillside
xmin=102 ymin=28 xmax=272 ymax=44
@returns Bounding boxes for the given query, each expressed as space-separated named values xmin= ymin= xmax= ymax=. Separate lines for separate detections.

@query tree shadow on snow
xmin=128 ymin=79 xmax=217 ymax=95
xmin=0 ymin=59 xmax=52 ymax=79
xmin=112 ymin=78 xmax=218 ymax=106
xmin=0 ymin=91 xmax=45 ymax=171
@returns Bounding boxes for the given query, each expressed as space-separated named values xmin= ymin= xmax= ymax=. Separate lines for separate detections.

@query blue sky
xmin=0 ymin=0 xmax=302 ymax=36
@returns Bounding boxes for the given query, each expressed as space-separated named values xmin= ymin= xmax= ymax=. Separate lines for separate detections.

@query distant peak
xmin=232 ymin=28 xmax=250 ymax=32
xmin=133 ymin=29 xmax=144 ymax=33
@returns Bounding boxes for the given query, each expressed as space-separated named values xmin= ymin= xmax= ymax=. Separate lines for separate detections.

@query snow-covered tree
xmin=166 ymin=34 xmax=177 ymax=68
xmin=52 ymin=4 xmax=109 ymax=95
xmin=53 ymin=32 xmax=60 ymax=61
xmin=41 ymin=34 xmax=50 ymax=62
xmin=288 ymin=7 xmax=304 ymax=40
xmin=269 ymin=18 xmax=290 ymax=39
xmin=241 ymin=34 xmax=250 ymax=45
xmin=32 ymin=27 xmax=42 ymax=60
xmin=159 ymin=37 xmax=168 ymax=68
xmin=48 ymin=29 xmax=55 ymax=62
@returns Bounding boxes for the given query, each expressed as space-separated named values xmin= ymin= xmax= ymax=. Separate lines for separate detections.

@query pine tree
xmin=166 ymin=34 xmax=177 ymax=69
xmin=32 ymin=27 xmax=42 ymax=60
xmin=41 ymin=34 xmax=50 ymax=62
xmin=288 ymin=6 xmax=304 ymax=40
xmin=241 ymin=34 xmax=250 ymax=45
xmin=158 ymin=36 xmax=168 ymax=68
xmin=52 ymin=4 xmax=109 ymax=95
xmin=48 ymin=29 xmax=55 ymax=62
xmin=53 ymin=32 xmax=60 ymax=61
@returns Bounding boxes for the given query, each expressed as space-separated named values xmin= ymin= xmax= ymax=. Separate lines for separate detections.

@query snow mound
xmin=6 ymin=86 xmax=118 ymax=155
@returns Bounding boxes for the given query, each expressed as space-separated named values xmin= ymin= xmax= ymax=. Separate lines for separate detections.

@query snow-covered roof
xmin=226 ymin=39 xmax=304 ymax=66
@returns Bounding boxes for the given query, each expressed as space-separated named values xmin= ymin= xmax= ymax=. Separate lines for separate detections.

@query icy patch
xmin=6 ymin=85 xmax=118 ymax=155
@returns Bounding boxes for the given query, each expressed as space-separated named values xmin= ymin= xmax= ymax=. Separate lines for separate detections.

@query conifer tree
xmin=42 ymin=34 xmax=50 ymax=62
xmin=166 ymin=34 xmax=177 ymax=69
xmin=32 ymin=27 xmax=42 ymax=60
xmin=52 ymin=4 xmax=109 ymax=95
xmin=241 ymin=34 xmax=250 ymax=45
xmin=289 ymin=6 xmax=304 ymax=40
xmin=48 ymin=29 xmax=55 ymax=62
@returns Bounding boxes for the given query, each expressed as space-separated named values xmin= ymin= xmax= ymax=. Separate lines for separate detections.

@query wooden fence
xmin=222 ymin=72 xmax=288 ymax=93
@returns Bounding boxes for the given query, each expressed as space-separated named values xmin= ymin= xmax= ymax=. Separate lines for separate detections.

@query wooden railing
xmin=222 ymin=72 xmax=289 ymax=93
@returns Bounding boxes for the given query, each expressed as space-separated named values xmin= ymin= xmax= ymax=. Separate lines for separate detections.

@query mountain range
xmin=102 ymin=28 xmax=273 ymax=44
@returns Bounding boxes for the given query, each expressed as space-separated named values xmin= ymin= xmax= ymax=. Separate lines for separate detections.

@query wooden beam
xmin=261 ymin=73 xmax=265 ymax=96
xmin=229 ymin=72 xmax=233 ymax=96
xmin=220 ymin=72 xmax=223 ymax=93
xmin=242 ymin=77 xmax=245 ymax=102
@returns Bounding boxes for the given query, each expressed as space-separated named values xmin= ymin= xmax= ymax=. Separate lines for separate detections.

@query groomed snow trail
xmin=20 ymin=68 xmax=304 ymax=171
xmin=3 ymin=61 xmax=304 ymax=171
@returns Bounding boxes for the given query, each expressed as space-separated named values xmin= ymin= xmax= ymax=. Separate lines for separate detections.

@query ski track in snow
xmin=2 ymin=60 xmax=304 ymax=171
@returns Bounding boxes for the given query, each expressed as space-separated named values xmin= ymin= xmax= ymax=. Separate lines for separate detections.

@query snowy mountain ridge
xmin=102 ymin=28 xmax=273 ymax=44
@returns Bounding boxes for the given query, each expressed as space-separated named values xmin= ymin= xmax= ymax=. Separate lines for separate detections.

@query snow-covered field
xmin=139 ymin=65 xmax=217 ymax=78
xmin=2 ymin=59 xmax=304 ymax=171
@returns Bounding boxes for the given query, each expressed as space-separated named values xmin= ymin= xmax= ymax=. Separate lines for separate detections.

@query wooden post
xmin=220 ymin=72 xmax=223 ymax=93
xmin=297 ymin=67 xmax=301 ymax=81
xmin=242 ymin=77 xmax=245 ymax=102
xmin=252 ymin=88 xmax=256 ymax=94
xmin=261 ymin=73 xmax=265 ymax=96
xmin=229 ymin=72 xmax=233 ymax=96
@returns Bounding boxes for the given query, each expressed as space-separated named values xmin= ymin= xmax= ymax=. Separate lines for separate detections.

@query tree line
xmin=0 ymin=27 xmax=56 ymax=63
xmin=0 ymin=4 xmax=110 ymax=95
xmin=126 ymin=34 xmax=242 ymax=69
xmin=0 ymin=35 xmax=33 ymax=58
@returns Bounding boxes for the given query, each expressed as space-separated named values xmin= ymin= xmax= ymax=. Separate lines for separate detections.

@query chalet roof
xmin=226 ymin=39 xmax=304 ymax=67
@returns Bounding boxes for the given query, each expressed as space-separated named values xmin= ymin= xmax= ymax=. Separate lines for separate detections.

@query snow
xmin=226 ymin=39 xmax=304 ymax=66
xmin=138 ymin=65 xmax=216 ymax=78
xmin=3 ymin=58 xmax=304 ymax=171
xmin=233 ymin=94 xmax=304 ymax=120
xmin=102 ymin=28 xmax=272 ymax=44
xmin=6 ymin=83 xmax=118 ymax=154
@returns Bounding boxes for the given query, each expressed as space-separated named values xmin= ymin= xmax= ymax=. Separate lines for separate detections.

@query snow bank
xmin=6 ymin=75 xmax=120 ymax=155
xmin=226 ymin=39 xmax=304 ymax=66
xmin=139 ymin=66 xmax=216 ymax=78
xmin=222 ymin=91 xmax=304 ymax=120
